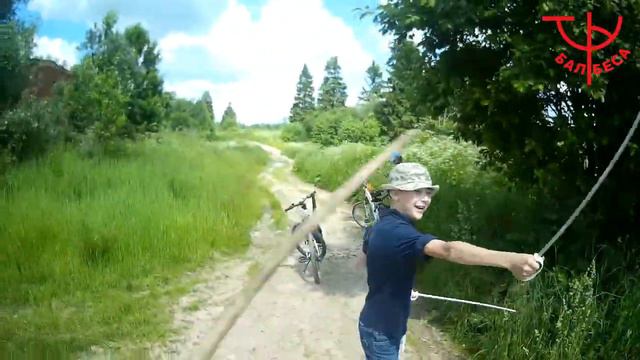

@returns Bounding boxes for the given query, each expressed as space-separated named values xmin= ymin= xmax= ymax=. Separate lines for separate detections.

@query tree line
xmin=283 ymin=41 xmax=449 ymax=146
xmin=0 ymin=3 xmax=242 ymax=172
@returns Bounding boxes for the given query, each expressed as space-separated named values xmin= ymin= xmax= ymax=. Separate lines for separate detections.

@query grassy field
xmin=281 ymin=142 xmax=384 ymax=191
xmin=0 ymin=132 xmax=279 ymax=357
xmin=285 ymin=132 xmax=639 ymax=359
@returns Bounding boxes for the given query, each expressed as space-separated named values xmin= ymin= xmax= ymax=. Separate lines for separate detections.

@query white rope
xmin=410 ymin=290 xmax=517 ymax=313
xmin=537 ymin=110 xmax=640 ymax=257
xmin=524 ymin=110 xmax=640 ymax=281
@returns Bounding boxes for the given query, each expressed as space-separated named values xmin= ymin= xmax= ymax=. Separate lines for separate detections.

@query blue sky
xmin=18 ymin=0 xmax=393 ymax=124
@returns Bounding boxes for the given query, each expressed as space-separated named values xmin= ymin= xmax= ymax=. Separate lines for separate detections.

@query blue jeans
xmin=358 ymin=322 xmax=405 ymax=360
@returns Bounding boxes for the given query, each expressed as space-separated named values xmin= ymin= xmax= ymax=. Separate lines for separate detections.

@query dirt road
xmin=152 ymin=142 xmax=463 ymax=359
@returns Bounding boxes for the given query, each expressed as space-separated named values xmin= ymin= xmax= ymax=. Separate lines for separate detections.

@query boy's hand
xmin=507 ymin=253 xmax=541 ymax=280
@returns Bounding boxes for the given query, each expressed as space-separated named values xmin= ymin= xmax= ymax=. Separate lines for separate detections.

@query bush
xmin=302 ymin=107 xmax=384 ymax=146
xmin=0 ymin=98 xmax=67 ymax=163
xmin=280 ymin=122 xmax=307 ymax=142
xmin=290 ymin=142 xmax=382 ymax=190
xmin=165 ymin=98 xmax=212 ymax=132
xmin=338 ymin=116 xmax=381 ymax=145
xmin=307 ymin=110 xmax=342 ymax=146
xmin=403 ymin=131 xmax=490 ymax=188
xmin=63 ymin=60 xmax=128 ymax=141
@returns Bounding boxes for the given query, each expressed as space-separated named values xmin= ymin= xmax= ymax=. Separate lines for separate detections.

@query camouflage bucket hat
xmin=380 ymin=162 xmax=440 ymax=194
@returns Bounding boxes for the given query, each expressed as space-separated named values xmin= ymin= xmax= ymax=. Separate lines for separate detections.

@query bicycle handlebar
xmin=284 ymin=191 xmax=317 ymax=212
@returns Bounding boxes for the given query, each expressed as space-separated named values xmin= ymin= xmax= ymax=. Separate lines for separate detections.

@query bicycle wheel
xmin=292 ymin=223 xmax=326 ymax=260
xmin=313 ymin=226 xmax=327 ymax=261
xmin=352 ymin=201 xmax=368 ymax=228
xmin=352 ymin=201 xmax=376 ymax=228
xmin=310 ymin=234 xmax=321 ymax=284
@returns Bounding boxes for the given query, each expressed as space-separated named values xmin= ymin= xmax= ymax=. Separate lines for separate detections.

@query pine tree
xmin=375 ymin=41 xmax=425 ymax=137
xmin=289 ymin=64 xmax=315 ymax=123
xmin=359 ymin=60 xmax=384 ymax=103
xmin=220 ymin=102 xmax=238 ymax=129
xmin=201 ymin=91 xmax=214 ymax=122
xmin=317 ymin=56 xmax=348 ymax=110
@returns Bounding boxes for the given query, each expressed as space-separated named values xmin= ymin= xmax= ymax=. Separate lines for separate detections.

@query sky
xmin=18 ymin=0 xmax=394 ymax=125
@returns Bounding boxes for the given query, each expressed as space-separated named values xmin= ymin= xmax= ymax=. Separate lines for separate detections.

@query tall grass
xmin=285 ymin=132 xmax=639 ymax=359
xmin=451 ymin=263 xmax=640 ymax=359
xmin=0 ymin=132 xmax=275 ymax=357
xmin=283 ymin=142 xmax=383 ymax=190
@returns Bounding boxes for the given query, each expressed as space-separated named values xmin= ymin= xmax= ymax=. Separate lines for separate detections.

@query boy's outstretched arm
xmin=424 ymin=240 xmax=540 ymax=280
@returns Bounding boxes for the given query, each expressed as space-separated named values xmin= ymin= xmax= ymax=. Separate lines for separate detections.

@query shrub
xmin=338 ymin=115 xmax=381 ymax=145
xmin=280 ymin=122 xmax=307 ymax=142
xmin=307 ymin=110 xmax=342 ymax=146
xmin=0 ymin=98 xmax=67 ymax=163
xmin=302 ymin=107 xmax=384 ymax=146
xmin=62 ymin=59 xmax=128 ymax=141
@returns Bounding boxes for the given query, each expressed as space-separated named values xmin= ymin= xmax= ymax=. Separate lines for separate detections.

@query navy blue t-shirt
xmin=359 ymin=207 xmax=436 ymax=342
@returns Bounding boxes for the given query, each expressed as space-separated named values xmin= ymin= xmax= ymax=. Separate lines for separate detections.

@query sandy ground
xmin=150 ymin=142 xmax=465 ymax=360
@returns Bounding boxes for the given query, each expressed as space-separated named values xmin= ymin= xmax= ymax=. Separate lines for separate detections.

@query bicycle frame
xmin=295 ymin=199 xmax=320 ymax=265
xmin=284 ymin=191 xmax=323 ymax=281
xmin=363 ymin=183 xmax=380 ymax=223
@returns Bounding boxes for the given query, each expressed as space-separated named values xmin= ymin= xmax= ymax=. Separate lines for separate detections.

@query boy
xmin=359 ymin=162 xmax=540 ymax=359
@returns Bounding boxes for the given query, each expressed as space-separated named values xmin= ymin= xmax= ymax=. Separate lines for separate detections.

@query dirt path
xmin=151 ymin=142 xmax=464 ymax=359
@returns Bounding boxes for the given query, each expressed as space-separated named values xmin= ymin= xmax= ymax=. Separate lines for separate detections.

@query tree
xmin=78 ymin=11 xmax=165 ymax=136
xmin=165 ymin=97 xmax=211 ymax=131
xmin=289 ymin=64 xmax=315 ymax=123
xmin=123 ymin=23 xmax=165 ymax=131
xmin=280 ymin=122 xmax=307 ymax=142
xmin=373 ymin=0 xmax=640 ymax=265
xmin=359 ymin=60 xmax=384 ymax=103
xmin=374 ymin=41 xmax=426 ymax=137
xmin=201 ymin=91 xmax=214 ymax=123
xmin=317 ymin=56 xmax=348 ymax=110
xmin=0 ymin=0 xmax=34 ymax=114
xmin=63 ymin=58 xmax=128 ymax=141
xmin=220 ymin=103 xmax=238 ymax=130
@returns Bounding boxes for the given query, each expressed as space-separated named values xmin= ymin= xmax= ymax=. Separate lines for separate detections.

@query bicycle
xmin=351 ymin=182 xmax=388 ymax=229
xmin=351 ymin=152 xmax=402 ymax=229
xmin=284 ymin=190 xmax=327 ymax=284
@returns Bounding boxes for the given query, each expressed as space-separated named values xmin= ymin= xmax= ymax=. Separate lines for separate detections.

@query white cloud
xmin=33 ymin=36 xmax=78 ymax=68
xmin=162 ymin=0 xmax=375 ymax=125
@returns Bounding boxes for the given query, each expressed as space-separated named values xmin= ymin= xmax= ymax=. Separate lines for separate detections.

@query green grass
xmin=0 ymin=132 xmax=273 ymax=357
xmin=267 ymin=193 xmax=288 ymax=230
xmin=280 ymin=142 xmax=317 ymax=161
xmin=284 ymin=142 xmax=383 ymax=191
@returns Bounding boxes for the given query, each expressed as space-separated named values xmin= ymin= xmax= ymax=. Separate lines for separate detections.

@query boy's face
xmin=391 ymin=188 xmax=434 ymax=221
